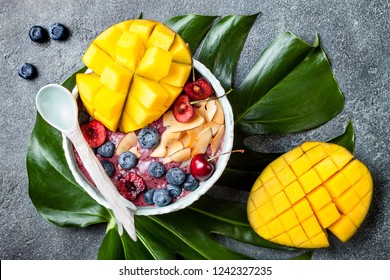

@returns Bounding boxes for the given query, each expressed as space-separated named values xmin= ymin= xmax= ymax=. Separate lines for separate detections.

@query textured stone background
xmin=0 ymin=0 xmax=389 ymax=260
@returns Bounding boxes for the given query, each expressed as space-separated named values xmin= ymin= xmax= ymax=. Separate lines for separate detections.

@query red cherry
xmin=80 ymin=119 xmax=106 ymax=148
xmin=184 ymin=78 xmax=214 ymax=101
xmin=173 ymin=94 xmax=195 ymax=123
xmin=190 ymin=150 xmax=245 ymax=181
xmin=190 ymin=154 xmax=215 ymax=181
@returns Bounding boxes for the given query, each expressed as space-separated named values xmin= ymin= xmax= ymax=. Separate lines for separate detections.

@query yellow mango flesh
xmin=247 ymin=142 xmax=373 ymax=248
xmin=78 ymin=19 xmax=192 ymax=132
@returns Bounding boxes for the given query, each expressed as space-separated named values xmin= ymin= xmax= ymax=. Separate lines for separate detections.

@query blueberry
xmin=167 ymin=184 xmax=182 ymax=198
xmin=183 ymin=174 xmax=199 ymax=191
xmin=148 ymin=161 xmax=165 ymax=178
xmin=166 ymin=167 xmax=186 ymax=185
xmin=29 ymin=25 xmax=48 ymax=42
xmin=49 ymin=23 xmax=69 ymax=41
xmin=118 ymin=151 xmax=137 ymax=169
xmin=96 ymin=141 xmax=115 ymax=158
xmin=18 ymin=63 xmax=37 ymax=79
xmin=153 ymin=189 xmax=171 ymax=207
xmin=143 ymin=189 xmax=155 ymax=205
xmin=137 ymin=126 xmax=160 ymax=149
xmin=100 ymin=160 xmax=115 ymax=177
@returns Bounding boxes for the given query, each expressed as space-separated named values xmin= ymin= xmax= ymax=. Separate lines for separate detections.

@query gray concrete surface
xmin=0 ymin=0 xmax=389 ymax=260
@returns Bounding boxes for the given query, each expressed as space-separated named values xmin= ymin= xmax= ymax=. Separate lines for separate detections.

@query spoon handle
xmin=66 ymin=126 xmax=137 ymax=241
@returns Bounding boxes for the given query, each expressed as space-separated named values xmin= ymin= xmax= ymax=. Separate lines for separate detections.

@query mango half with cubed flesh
xmin=76 ymin=19 xmax=192 ymax=132
xmin=247 ymin=142 xmax=373 ymax=248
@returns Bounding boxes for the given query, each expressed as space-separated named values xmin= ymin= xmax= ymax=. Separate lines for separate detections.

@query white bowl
xmin=63 ymin=59 xmax=234 ymax=216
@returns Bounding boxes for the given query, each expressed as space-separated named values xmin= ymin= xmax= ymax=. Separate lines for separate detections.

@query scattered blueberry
xmin=183 ymin=174 xmax=199 ymax=191
xmin=29 ymin=25 xmax=48 ymax=43
xmin=18 ymin=63 xmax=37 ymax=79
xmin=100 ymin=160 xmax=115 ymax=177
xmin=143 ymin=189 xmax=155 ymax=205
xmin=153 ymin=189 xmax=171 ymax=207
xmin=166 ymin=167 xmax=186 ymax=185
xmin=167 ymin=184 xmax=182 ymax=198
xmin=49 ymin=23 xmax=69 ymax=41
xmin=148 ymin=161 xmax=165 ymax=178
xmin=118 ymin=151 xmax=137 ymax=169
xmin=137 ymin=126 xmax=160 ymax=149
xmin=96 ymin=141 xmax=115 ymax=158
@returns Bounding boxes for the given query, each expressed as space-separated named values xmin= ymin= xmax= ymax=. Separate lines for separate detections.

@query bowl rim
xmin=63 ymin=59 xmax=234 ymax=216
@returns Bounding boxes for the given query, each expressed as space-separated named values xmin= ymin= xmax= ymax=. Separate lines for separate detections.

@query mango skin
xmin=247 ymin=142 xmax=373 ymax=248
xmin=77 ymin=19 xmax=192 ymax=132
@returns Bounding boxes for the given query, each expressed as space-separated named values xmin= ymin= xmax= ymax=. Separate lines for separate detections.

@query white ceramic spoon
xmin=35 ymin=84 xmax=137 ymax=241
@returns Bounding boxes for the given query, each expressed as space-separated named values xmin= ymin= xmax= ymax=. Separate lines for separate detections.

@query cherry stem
xmin=207 ymin=149 xmax=245 ymax=161
xmin=190 ymin=88 xmax=234 ymax=105
xmin=192 ymin=66 xmax=196 ymax=82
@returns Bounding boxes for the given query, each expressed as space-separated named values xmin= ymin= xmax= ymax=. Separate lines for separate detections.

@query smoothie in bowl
xmin=62 ymin=19 xmax=234 ymax=216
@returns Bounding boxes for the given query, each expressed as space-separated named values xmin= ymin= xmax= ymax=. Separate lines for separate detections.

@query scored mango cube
xmin=300 ymin=142 xmax=320 ymax=152
xmin=342 ymin=160 xmax=365 ymax=185
xmin=160 ymin=62 xmax=192 ymax=88
xmin=271 ymin=232 xmax=292 ymax=247
xmin=169 ymin=35 xmax=192 ymax=64
xmin=298 ymin=168 xmax=322 ymax=193
xmin=309 ymin=231 xmax=329 ymax=248
xmin=314 ymin=202 xmax=340 ymax=228
xmin=263 ymin=176 xmax=283 ymax=197
xmin=128 ymin=19 xmax=156 ymax=44
xmin=334 ymin=187 xmax=360 ymax=215
xmin=290 ymin=154 xmax=313 ymax=177
xmin=147 ymin=23 xmax=175 ymax=50
xmin=284 ymin=180 xmax=305 ymax=204
xmin=94 ymin=87 xmax=127 ymax=120
xmin=306 ymin=186 xmax=332 ymax=212
xmin=136 ymin=47 xmax=172 ymax=81
xmin=271 ymin=191 xmax=290 ymax=215
xmin=161 ymin=84 xmax=183 ymax=108
xmin=353 ymin=174 xmax=373 ymax=199
xmin=94 ymin=25 xmax=122 ymax=59
xmin=82 ymin=43 xmax=114 ymax=75
xmin=122 ymin=94 xmax=161 ymax=127
xmin=282 ymin=146 xmax=303 ymax=165
xmin=278 ymin=208 xmax=299 ymax=231
xmin=115 ymin=31 xmax=145 ymax=72
xmin=348 ymin=201 xmax=369 ymax=227
xmin=259 ymin=166 xmax=275 ymax=184
xmin=330 ymin=147 xmax=354 ymax=169
xmin=99 ymin=63 xmax=133 ymax=93
xmin=328 ymin=215 xmax=357 ymax=242
xmin=249 ymin=185 xmax=269 ymax=208
xmin=305 ymin=144 xmax=327 ymax=165
xmin=323 ymin=172 xmax=351 ymax=198
xmin=275 ymin=166 xmax=296 ymax=187
xmin=314 ymin=157 xmax=339 ymax=181
xmin=301 ymin=215 xmax=323 ymax=238
xmin=288 ymin=225 xmax=309 ymax=247
xmin=292 ymin=198 xmax=313 ymax=222
xmin=270 ymin=156 xmax=288 ymax=174
xmin=247 ymin=142 xmax=373 ymax=248
xmin=129 ymin=76 xmax=170 ymax=110
xmin=76 ymin=73 xmax=102 ymax=105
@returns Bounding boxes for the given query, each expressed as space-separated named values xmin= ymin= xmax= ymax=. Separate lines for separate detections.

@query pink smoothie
xmin=74 ymin=116 xmax=223 ymax=207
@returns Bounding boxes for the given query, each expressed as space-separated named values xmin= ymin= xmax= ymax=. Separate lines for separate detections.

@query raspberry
xmin=117 ymin=173 xmax=146 ymax=201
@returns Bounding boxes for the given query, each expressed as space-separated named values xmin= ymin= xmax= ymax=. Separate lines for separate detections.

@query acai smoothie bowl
xmin=61 ymin=19 xmax=234 ymax=216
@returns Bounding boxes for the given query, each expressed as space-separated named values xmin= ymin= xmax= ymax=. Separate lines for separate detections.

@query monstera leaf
xmin=26 ymin=14 xmax=350 ymax=260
